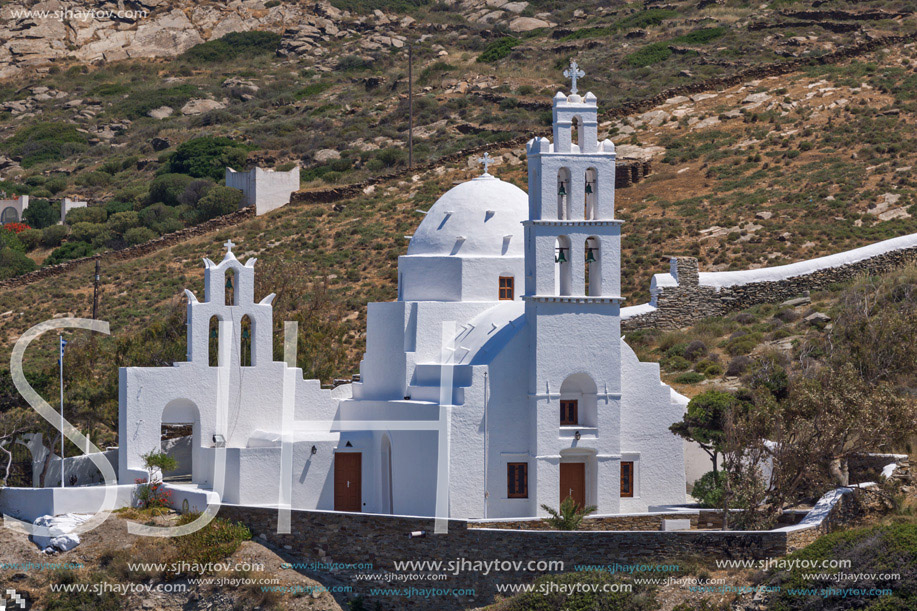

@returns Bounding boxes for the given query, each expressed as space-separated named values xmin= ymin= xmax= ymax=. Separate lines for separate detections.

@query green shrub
xmin=124 ymin=227 xmax=158 ymax=245
xmin=0 ymin=227 xmax=25 ymax=252
xmin=165 ymin=137 xmax=249 ymax=181
xmin=540 ymin=495 xmax=598 ymax=530
xmin=180 ymin=31 xmax=281 ymax=62
xmin=106 ymin=211 xmax=140 ymax=236
xmin=18 ymin=228 xmax=42 ymax=251
xmin=295 ymin=81 xmax=332 ymax=99
xmin=624 ymin=42 xmax=672 ymax=67
xmin=673 ymin=27 xmax=726 ymax=45
xmin=148 ymin=173 xmax=195 ymax=207
xmin=616 ymin=8 xmax=678 ymax=30
xmin=171 ymin=514 xmax=251 ymax=570
xmin=140 ymin=202 xmax=181 ymax=233
xmin=23 ymin=198 xmax=58 ymax=228
xmin=194 ymin=186 xmax=243 ymax=221
xmin=75 ymin=171 xmax=110 ymax=187
xmin=477 ymin=37 xmax=520 ymax=63
xmin=45 ymin=241 xmax=94 ymax=265
xmin=692 ymin=470 xmax=724 ymax=508
xmin=377 ymin=147 xmax=406 ymax=167
xmin=674 ymin=372 xmax=705 ymax=384
xmin=724 ymin=332 xmax=762 ymax=356
xmin=664 ymin=355 xmax=691 ymax=371
xmin=117 ymin=84 xmax=198 ymax=119
xmin=0 ymin=248 xmax=36 ymax=279
xmin=104 ymin=200 xmax=134 ymax=216
xmin=41 ymin=224 xmax=69 ymax=248
xmin=3 ymin=122 xmax=88 ymax=168
xmin=69 ymin=222 xmax=109 ymax=246
xmin=694 ymin=360 xmax=724 ymax=377
xmin=66 ymin=206 xmax=107 ymax=225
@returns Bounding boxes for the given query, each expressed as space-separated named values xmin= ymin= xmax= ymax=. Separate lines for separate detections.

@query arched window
xmin=585 ymin=237 xmax=601 ymax=296
xmin=560 ymin=373 xmax=597 ymax=427
xmin=208 ymin=316 xmax=220 ymax=366
xmin=584 ymin=168 xmax=597 ymax=220
xmin=225 ymin=269 xmax=237 ymax=306
xmin=557 ymin=167 xmax=571 ymax=220
xmin=571 ymin=116 xmax=580 ymax=151
xmin=240 ymin=315 xmax=252 ymax=366
xmin=555 ymin=235 xmax=572 ymax=296
xmin=1 ymin=206 xmax=18 ymax=225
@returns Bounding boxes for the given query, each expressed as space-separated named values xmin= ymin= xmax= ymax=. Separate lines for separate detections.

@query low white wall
xmin=0 ymin=485 xmax=134 ymax=522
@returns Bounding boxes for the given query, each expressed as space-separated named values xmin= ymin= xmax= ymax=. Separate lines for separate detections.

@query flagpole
xmin=59 ymin=333 xmax=65 ymax=489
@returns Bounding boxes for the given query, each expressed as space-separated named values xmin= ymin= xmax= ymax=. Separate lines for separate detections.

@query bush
xmin=45 ymin=241 xmax=95 ymax=265
xmin=540 ymin=496 xmax=598 ymax=530
xmin=22 ymin=198 xmax=58 ymax=228
xmin=3 ymin=122 xmax=88 ymax=167
xmin=140 ymin=202 xmax=181 ymax=233
xmin=724 ymin=331 xmax=761 ymax=356
xmin=692 ymin=470 xmax=725 ymax=508
xmin=70 ymin=222 xmax=108 ymax=244
xmin=148 ymin=173 xmax=195 ymax=207
xmin=376 ymin=147 xmax=407 ymax=168
xmin=0 ymin=227 xmax=24 ymax=252
xmin=673 ymin=27 xmax=726 ymax=45
xmin=124 ymin=226 xmax=158 ymax=245
xmin=172 ymin=514 xmax=251 ymax=569
xmin=165 ymin=137 xmax=249 ymax=181
xmin=683 ymin=340 xmax=707 ymax=361
xmin=194 ymin=186 xmax=243 ymax=221
xmin=0 ymin=248 xmax=37 ymax=279
xmin=726 ymin=355 xmax=751 ymax=377
xmin=106 ymin=211 xmax=140 ymax=236
xmin=773 ymin=307 xmax=800 ymax=323
xmin=65 ymin=206 xmax=107 ymax=225
xmin=664 ymin=355 xmax=691 ymax=371
xmin=41 ymin=224 xmax=69 ymax=248
xmin=674 ymin=372 xmax=705 ymax=384
xmin=625 ymin=42 xmax=672 ymax=67
xmin=178 ymin=178 xmax=215 ymax=207
xmin=117 ymin=84 xmax=198 ymax=119
xmin=477 ymin=37 xmax=520 ymax=63
xmin=180 ymin=31 xmax=281 ymax=63
xmin=18 ymin=228 xmax=42 ymax=251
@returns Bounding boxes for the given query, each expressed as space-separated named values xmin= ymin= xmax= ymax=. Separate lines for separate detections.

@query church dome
xmin=407 ymin=174 xmax=528 ymax=257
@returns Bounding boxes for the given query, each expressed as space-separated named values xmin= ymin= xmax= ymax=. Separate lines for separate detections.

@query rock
xmin=180 ymin=99 xmax=225 ymax=115
xmin=755 ymin=211 xmax=773 ymax=220
xmin=665 ymin=95 xmax=690 ymax=105
xmin=639 ymin=109 xmax=670 ymax=127
xmin=742 ymin=92 xmax=772 ymax=105
xmin=148 ymin=106 xmax=174 ymax=120
xmin=503 ymin=2 xmax=529 ymax=14
xmin=64 ymin=99 xmax=84 ymax=108
xmin=314 ymin=149 xmax=341 ymax=163
xmin=222 ymin=77 xmax=258 ymax=92
xmin=781 ymin=296 xmax=810 ymax=307
xmin=805 ymin=312 xmax=831 ymax=326
xmin=691 ymin=116 xmax=720 ymax=130
xmin=508 ymin=17 xmax=551 ymax=32
xmin=616 ymin=145 xmax=665 ymax=161
xmin=150 ymin=137 xmax=171 ymax=151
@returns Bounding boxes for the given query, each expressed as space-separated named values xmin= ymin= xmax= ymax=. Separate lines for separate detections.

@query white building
xmin=0 ymin=194 xmax=28 ymax=225
xmin=225 ymin=166 xmax=300 ymax=216
xmin=119 ymin=78 xmax=688 ymax=518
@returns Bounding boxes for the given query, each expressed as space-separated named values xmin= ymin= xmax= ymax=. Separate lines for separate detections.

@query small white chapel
xmin=118 ymin=65 xmax=689 ymax=519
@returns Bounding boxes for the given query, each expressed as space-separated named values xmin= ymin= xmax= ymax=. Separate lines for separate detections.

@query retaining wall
xmin=623 ymin=233 xmax=917 ymax=330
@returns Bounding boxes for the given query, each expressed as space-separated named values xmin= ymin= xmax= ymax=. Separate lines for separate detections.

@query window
xmin=620 ymin=461 xmax=634 ymax=498
xmin=507 ymin=463 xmax=528 ymax=498
xmin=499 ymin=276 xmax=514 ymax=300
xmin=560 ymin=400 xmax=578 ymax=425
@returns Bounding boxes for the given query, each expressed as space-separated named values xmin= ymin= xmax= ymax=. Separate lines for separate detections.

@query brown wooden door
xmin=334 ymin=453 xmax=362 ymax=512
xmin=559 ymin=462 xmax=585 ymax=509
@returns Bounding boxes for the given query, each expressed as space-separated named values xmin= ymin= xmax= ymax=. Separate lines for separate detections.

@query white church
xmin=118 ymin=68 xmax=689 ymax=519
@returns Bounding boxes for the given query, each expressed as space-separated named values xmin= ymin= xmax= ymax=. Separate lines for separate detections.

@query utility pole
xmin=408 ymin=42 xmax=413 ymax=169
xmin=59 ymin=334 xmax=66 ymax=488
xmin=92 ymin=260 xmax=100 ymax=320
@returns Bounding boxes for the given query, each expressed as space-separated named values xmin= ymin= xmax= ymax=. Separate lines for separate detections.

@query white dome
xmin=407 ymin=174 xmax=528 ymax=257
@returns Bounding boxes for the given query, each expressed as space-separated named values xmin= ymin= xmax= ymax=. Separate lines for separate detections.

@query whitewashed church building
xmin=118 ymin=70 xmax=688 ymax=519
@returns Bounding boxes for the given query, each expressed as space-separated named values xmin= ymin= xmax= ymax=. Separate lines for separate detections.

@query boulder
xmin=314 ymin=149 xmax=341 ymax=162
xmin=508 ymin=17 xmax=551 ymax=32
xmin=180 ymin=99 xmax=226 ymax=115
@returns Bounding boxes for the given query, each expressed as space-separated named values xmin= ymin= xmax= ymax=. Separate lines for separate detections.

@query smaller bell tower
xmin=184 ymin=240 xmax=276 ymax=368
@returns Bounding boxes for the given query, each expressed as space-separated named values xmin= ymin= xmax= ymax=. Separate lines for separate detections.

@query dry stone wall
xmin=623 ymin=239 xmax=917 ymax=330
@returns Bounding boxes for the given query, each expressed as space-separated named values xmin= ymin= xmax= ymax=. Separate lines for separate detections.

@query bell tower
xmin=523 ymin=61 xmax=627 ymax=515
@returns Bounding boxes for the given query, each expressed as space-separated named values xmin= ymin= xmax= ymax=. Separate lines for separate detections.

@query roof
xmin=406 ymin=174 xmax=528 ymax=258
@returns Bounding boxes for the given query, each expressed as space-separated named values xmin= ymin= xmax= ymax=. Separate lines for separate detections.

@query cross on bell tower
xmin=563 ymin=60 xmax=585 ymax=95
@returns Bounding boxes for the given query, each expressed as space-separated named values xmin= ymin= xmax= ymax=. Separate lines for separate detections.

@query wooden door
xmin=559 ymin=462 xmax=585 ymax=509
xmin=334 ymin=453 xmax=362 ymax=512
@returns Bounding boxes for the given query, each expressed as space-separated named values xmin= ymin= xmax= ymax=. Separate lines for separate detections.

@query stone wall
xmin=623 ymin=238 xmax=917 ymax=330
xmin=219 ymin=505 xmax=788 ymax=610
xmin=471 ymin=512 xmax=699 ymax=531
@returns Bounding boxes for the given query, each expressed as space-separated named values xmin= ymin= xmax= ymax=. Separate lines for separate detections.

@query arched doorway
xmin=1 ymin=206 xmax=19 ymax=225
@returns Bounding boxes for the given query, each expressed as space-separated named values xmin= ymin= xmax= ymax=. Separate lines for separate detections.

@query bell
xmin=586 ymin=249 xmax=597 ymax=263
xmin=556 ymin=248 xmax=567 ymax=263
xmin=585 ymin=182 xmax=594 ymax=194
xmin=225 ymin=276 xmax=233 ymax=290
xmin=242 ymin=328 xmax=250 ymax=340
xmin=558 ymin=182 xmax=567 ymax=196
xmin=209 ymin=328 xmax=217 ymax=339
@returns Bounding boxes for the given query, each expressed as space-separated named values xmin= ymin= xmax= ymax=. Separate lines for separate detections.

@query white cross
xmin=563 ymin=60 xmax=586 ymax=95
xmin=224 ymin=239 xmax=236 ymax=254
xmin=477 ymin=152 xmax=494 ymax=175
